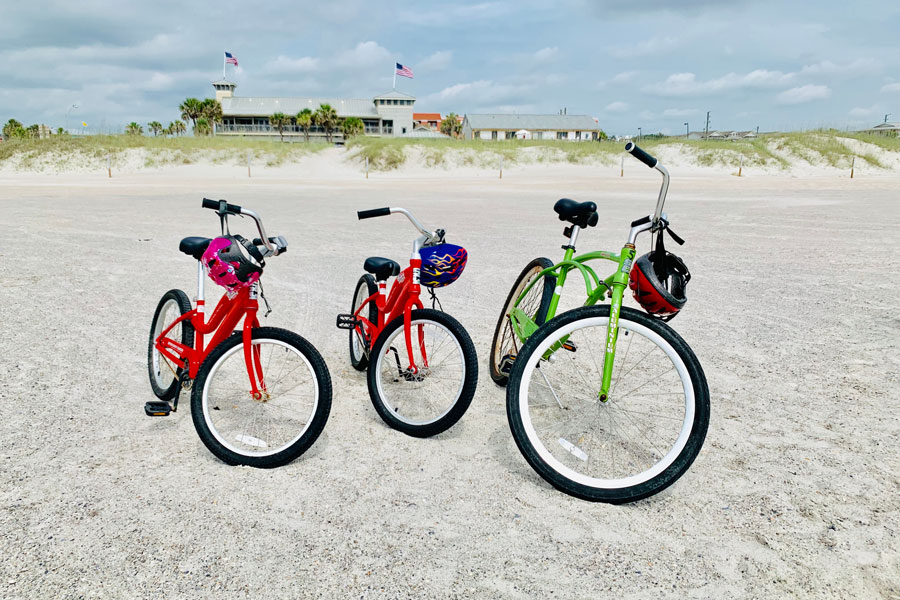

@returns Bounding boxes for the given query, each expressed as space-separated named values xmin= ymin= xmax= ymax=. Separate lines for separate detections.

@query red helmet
xmin=629 ymin=251 xmax=690 ymax=320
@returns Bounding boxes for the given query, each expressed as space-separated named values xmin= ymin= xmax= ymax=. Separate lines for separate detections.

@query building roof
xmin=374 ymin=90 xmax=416 ymax=99
xmin=222 ymin=97 xmax=379 ymax=118
xmin=464 ymin=114 xmax=600 ymax=131
xmin=212 ymin=79 xmax=236 ymax=86
xmin=403 ymin=130 xmax=450 ymax=138
xmin=414 ymin=113 xmax=442 ymax=121
xmin=868 ymin=122 xmax=900 ymax=130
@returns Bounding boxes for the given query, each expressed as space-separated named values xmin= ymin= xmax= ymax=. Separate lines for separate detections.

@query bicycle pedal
xmin=562 ymin=341 xmax=577 ymax=352
xmin=335 ymin=313 xmax=358 ymax=330
xmin=144 ymin=401 xmax=172 ymax=417
xmin=499 ymin=354 xmax=516 ymax=375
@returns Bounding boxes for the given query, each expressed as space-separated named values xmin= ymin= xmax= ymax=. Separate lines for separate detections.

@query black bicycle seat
xmin=553 ymin=199 xmax=598 ymax=228
xmin=364 ymin=257 xmax=401 ymax=280
xmin=179 ymin=237 xmax=212 ymax=261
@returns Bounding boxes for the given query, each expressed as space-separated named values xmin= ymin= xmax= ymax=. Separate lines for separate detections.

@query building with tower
xmin=210 ymin=79 xmax=415 ymax=141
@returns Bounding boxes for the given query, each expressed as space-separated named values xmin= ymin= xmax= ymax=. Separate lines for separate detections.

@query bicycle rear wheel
xmin=506 ymin=305 xmax=709 ymax=503
xmin=489 ymin=257 xmax=555 ymax=387
xmin=190 ymin=327 xmax=332 ymax=468
xmin=148 ymin=289 xmax=194 ymax=400
xmin=368 ymin=308 xmax=478 ymax=437
xmin=349 ymin=274 xmax=377 ymax=371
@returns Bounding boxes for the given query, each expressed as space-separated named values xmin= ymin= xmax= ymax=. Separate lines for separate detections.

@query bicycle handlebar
xmin=622 ymin=144 xmax=670 ymax=225
xmin=358 ymin=207 xmax=391 ymax=220
xmin=201 ymin=198 xmax=284 ymax=256
xmin=624 ymin=142 xmax=658 ymax=169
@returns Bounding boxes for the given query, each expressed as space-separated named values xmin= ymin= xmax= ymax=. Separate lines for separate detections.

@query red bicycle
xmin=147 ymin=198 xmax=331 ymax=468
xmin=337 ymin=207 xmax=478 ymax=437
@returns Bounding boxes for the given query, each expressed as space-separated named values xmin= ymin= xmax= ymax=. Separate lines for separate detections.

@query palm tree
xmin=194 ymin=118 xmax=211 ymax=136
xmin=314 ymin=104 xmax=338 ymax=143
xmin=440 ymin=113 xmax=462 ymax=138
xmin=200 ymin=99 xmax=223 ymax=134
xmin=125 ymin=122 xmax=143 ymax=136
xmin=148 ymin=121 xmax=163 ymax=136
xmin=3 ymin=119 xmax=24 ymax=139
xmin=164 ymin=123 xmax=174 ymax=137
xmin=172 ymin=120 xmax=186 ymax=136
xmin=342 ymin=117 xmax=364 ymax=140
xmin=296 ymin=108 xmax=313 ymax=142
xmin=179 ymin=98 xmax=203 ymax=130
xmin=270 ymin=112 xmax=290 ymax=142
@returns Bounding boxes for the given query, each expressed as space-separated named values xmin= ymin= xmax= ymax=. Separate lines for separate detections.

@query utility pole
xmin=886 ymin=114 xmax=892 ymax=123
xmin=638 ymin=127 xmax=642 ymax=142
xmin=684 ymin=122 xmax=689 ymax=137
xmin=705 ymin=111 xmax=710 ymax=140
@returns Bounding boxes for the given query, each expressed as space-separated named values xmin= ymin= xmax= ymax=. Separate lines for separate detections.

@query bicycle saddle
xmin=179 ymin=236 xmax=212 ymax=261
xmin=364 ymin=257 xmax=401 ymax=280
xmin=554 ymin=199 xmax=599 ymax=228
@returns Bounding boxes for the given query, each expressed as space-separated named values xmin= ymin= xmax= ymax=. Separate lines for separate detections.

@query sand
xmin=1 ymin=159 xmax=898 ymax=599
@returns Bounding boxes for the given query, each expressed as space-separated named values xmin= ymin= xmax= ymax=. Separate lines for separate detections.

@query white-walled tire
xmin=190 ymin=327 xmax=332 ymax=468
xmin=506 ymin=305 xmax=709 ymax=503
xmin=368 ymin=309 xmax=478 ymax=437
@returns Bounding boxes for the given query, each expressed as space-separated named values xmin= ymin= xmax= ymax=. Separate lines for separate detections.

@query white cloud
xmin=881 ymin=82 xmax=900 ymax=93
xmin=610 ymin=36 xmax=678 ymax=58
xmin=800 ymin=58 xmax=878 ymax=76
xmin=266 ymin=55 xmax=319 ymax=73
xmin=335 ymin=41 xmax=391 ymax=68
xmin=776 ymin=84 xmax=831 ymax=104
xmin=605 ymin=101 xmax=628 ymax=112
xmin=849 ymin=105 xmax=879 ymax=118
xmin=418 ymin=51 xmax=452 ymax=71
xmin=533 ymin=47 xmax=559 ymax=61
xmin=662 ymin=108 xmax=699 ymax=117
xmin=646 ymin=69 xmax=796 ymax=97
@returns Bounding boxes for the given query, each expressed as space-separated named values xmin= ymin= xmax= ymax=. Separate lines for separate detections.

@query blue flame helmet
xmin=419 ymin=243 xmax=467 ymax=288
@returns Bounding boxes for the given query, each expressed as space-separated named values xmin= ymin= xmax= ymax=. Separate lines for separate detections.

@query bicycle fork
xmin=597 ymin=244 xmax=636 ymax=402
xmin=243 ymin=287 xmax=268 ymax=401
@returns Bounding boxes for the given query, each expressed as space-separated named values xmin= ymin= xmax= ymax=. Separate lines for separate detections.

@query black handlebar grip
xmin=357 ymin=207 xmax=391 ymax=220
xmin=624 ymin=142 xmax=658 ymax=169
xmin=201 ymin=198 xmax=242 ymax=214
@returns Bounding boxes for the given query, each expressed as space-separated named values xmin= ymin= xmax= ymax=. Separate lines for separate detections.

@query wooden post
xmin=107 ymin=154 xmax=111 ymax=178
xmin=246 ymin=151 xmax=251 ymax=178
xmin=850 ymin=156 xmax=855 ymax=179
xmin=620 ymin=155 xmax=624 ymax=177
xmin=366 ymin=156 xmax=369 ymax=179
xmin=499 ymin=155 xmax=503 ymax=179
xmin=738 ymin=154 xmax=743 ymax=177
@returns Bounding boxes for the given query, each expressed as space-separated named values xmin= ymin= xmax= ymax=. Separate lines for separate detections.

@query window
xmin=557 ymin=131 xmax=567 ymax=140
xmin=505 ymin=131 xmax=516 ymax=139
xmin=534 ymin=132 xmax=543 ymax=140
xmin=576 ymin=131 xmax=582 ymax=140
xmin=402 ymin=127 xmax=407 ymax=134
xmin=491 ymin=131 xmax=498 ymax=140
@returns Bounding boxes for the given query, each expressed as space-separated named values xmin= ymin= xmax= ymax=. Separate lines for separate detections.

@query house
xmin=212 ymin=79 xmax=416 ymax=141
xmin=860 ymin=122 xmax=900 ymax=135
xmin=413 ymin=113 xmax=442 ymax=132
xmin=461 ymin=114 xmax=601 ymax=141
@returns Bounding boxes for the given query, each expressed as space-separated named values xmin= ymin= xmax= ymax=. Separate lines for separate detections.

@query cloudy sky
xmin=2 ymin=0 xmax=898 ymax=135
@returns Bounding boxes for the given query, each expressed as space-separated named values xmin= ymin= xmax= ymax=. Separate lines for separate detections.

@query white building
xmin=211 ymin=80 xmax=415 ymax=141
xmin=462 ymin=114 xmax=602 ymax=141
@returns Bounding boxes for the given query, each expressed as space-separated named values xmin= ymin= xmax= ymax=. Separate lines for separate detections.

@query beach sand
xmin=1 ymin=161 xmax=898 ymax=598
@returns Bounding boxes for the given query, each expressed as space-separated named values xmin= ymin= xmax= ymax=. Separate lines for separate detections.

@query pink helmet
xmin=201 ymin=235 xmax=263 ymax=292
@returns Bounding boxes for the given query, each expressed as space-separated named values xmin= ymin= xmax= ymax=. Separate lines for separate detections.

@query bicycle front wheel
xmin=368 ymin=308 xmax=478 ymax=437
xmin=489 ymin=257 xmax=555 ymax=387
xmin=190 ymin=327 xmax=332 ymax=468
xmin=506 ymin=305 xmax=709 ymax=503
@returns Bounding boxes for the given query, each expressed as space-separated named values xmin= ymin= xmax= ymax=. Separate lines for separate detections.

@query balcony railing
xmin=217 ymin=124 xmax=387 ymax=136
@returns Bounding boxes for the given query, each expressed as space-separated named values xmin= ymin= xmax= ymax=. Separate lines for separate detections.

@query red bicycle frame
xmin=155 ymin=283 xmax=268 ymax=399
xmin=352 ymin=257 xmax=430 ymax=373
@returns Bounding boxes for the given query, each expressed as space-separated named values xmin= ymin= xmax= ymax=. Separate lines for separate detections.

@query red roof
xmin=414 ymin=113 xmax=442 ymax=121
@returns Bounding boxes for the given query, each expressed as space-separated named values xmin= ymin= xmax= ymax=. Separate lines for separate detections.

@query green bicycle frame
xmin=508 ymin=242 xmax=636 ymax=400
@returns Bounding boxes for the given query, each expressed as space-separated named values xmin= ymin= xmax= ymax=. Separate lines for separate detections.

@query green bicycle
xmin=491 ymin=142 xmax=710 ymax=503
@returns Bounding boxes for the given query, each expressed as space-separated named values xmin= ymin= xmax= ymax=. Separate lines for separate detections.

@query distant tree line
xmin=2 ymin=119 xmax=41 ymax=139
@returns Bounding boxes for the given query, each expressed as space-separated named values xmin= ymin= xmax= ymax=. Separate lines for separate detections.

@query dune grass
xmin=0 ymin=135 xmax=328 ymax=170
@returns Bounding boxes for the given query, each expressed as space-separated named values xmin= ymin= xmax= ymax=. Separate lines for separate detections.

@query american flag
xmin=395 ymin=62 xmax=414 ymax=79
xmin=225 ymin=52 xmax=238 ymax=66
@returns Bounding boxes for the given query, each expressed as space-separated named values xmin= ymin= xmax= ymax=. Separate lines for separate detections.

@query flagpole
xmin=223 ymin=51 xmax=226 ymax=79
